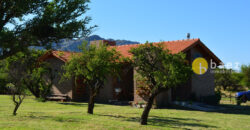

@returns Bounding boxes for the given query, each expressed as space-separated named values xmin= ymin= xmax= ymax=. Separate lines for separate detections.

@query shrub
xmin=202 ymin=91 xmax=221 ymax=105
xmin=189 ymin=93 xmax=197 ymax=101
xmin=0 ymin=78 xmax=8 ymax=94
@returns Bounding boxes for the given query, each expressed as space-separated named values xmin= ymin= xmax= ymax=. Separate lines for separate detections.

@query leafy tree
xmin=63 ymin=42 xmax=124 ymax=114
xmin=230 ymin=72 xmax=244 ymax=91
xmin=0 ymin=78 xmax=8 ymax=94
xmin=241 ymin=65 xmax=250 ymax=88
xmin=214 ymin=68 xmax=246 ymax=103
xmin=0 ymin=61 xmax=8 ymax=94
xmin=3 ymin=50 xmax=55 ymax=114
xmin=214 ymin=68 xmax=235 ymax=91
xmin=215 ymin=68 xmax=244 ymax=91
xmin=4 ymin=50 xmax=54 ymax=100
xmin=129 ymin=43 xmax=192 ymax=125
xmin=0 ymin=0 xmax=95 ymax=59
xmin=4 ymin=55 xmax=28 ymax=116
xmin=23 ymin=63 xmax=55 ymax=101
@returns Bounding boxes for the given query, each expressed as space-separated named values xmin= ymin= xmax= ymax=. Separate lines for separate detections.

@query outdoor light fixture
xmin=115 ymin=88 xmax=122 ymax=93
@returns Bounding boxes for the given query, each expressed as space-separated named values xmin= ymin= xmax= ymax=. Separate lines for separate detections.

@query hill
xmin=51 ymin=35 xmax=139 ymax=52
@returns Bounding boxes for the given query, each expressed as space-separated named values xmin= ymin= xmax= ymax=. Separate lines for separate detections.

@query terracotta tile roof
xmin=40 ymin=38 xmax=220 ymax=63
xmin=110 ymin=38 xmax=200 ymax=58
xmin=38 ymin=50 xmax=78 ymax=62
xmin=51 ymin=51 xmax=77 ymax=62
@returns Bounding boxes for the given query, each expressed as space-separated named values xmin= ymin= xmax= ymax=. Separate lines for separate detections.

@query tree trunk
xmin=13 ymin=103 xmax=20 ymax=116
xmin=230 ymin=92 xmax=232 ymax=103
xmin=140 ymin=93 xmax=157 ymax=125
xmin=12 ymin=93 xmax=25 ymax=116
xmin=87 ymin=90 xmax=96 ymax=114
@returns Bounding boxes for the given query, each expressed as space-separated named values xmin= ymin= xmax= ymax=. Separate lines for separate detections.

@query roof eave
xmin=38 ymin=50 xmax=68 ymax=63
xmin=182 ymin=39 xmax=222 ymax=65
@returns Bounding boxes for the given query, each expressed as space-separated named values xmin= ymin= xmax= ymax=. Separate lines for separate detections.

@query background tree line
xmin=215 ymin=66 xmax=250 ymax=92
xmin=214 ymin=66 xmax=250 ymax=104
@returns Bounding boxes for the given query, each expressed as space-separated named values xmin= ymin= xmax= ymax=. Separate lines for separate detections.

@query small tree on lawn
xmin=6 ymin=83 xmax=26 ymax=116
xmin=129 ymin=43 xmax=192 ymax=125
xmin=3 ymin=50 xmax=55 ymax=115
xmin=63 ymin=42 xmax=124 ymax=114
xmin=4 ymin=54 xmax=28 ymax=116
xmin=4 ymin=50 xmax=54 ymax=101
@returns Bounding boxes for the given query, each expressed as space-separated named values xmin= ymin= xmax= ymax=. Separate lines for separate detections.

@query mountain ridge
xmin=52 ymin=35 xmax=140 ymax=52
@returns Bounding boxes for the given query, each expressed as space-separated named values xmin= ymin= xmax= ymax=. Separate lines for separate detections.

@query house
xmin=39 ymin=39 xmax=222 ymax=107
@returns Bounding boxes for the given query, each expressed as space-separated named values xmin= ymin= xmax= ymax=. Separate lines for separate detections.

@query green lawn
xmin=0 ymin=95 xmax=250 ymax=130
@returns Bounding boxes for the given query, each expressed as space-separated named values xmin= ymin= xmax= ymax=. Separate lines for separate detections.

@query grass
xmin=220 ymin=97 xmax=250 ymax=106
xmin=0 ymin=95 xmax=250 ymax=130
xmin=219 ymin=89 xmax=250 ymax=106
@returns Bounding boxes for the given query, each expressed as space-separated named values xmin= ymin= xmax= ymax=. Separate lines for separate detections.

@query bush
xmin=189 ymin=93 xmax=197 ymax=101
xmin=202 ymin=91 xmax=221 ymax=105
xmin=0 ymin=78 xmax=8 ymax=94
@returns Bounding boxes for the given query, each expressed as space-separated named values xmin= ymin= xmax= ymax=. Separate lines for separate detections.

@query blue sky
xmin=87 ymin=0 xmax=250 ymax=66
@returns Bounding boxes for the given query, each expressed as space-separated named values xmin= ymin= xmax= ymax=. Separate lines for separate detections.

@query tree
xmin=63 ymin=42 xmax=124 ymax=114
xmin=214 ymin=68 xmax=245 ymax=91
xmin=3 ymin=50 xmax=55 ymax=114
xmin=0 ymin=0 xmax=95 ymax=60
xmin=4 ymin=54 xmax=29 ymax=116
xmin=230 ymin=72 xmax=244 ymax=91
xmin=129 ymin=43 xmax=192 ymax=125
xmin=4 ymin=50 xmax=54 ymax=100
xmin=6 ymin=83 xmax=26 ymax=116
xmin=0 ymin=61 xmax=8 ymax=94
xmin=23 ymin=63 xmax=55 ymax=101
xmin=214 ymin=68 xmax=235 ymax=91
xmin=214 ymin=68 xmax=246 ymax=103
xmin=241 ymin=65 xmax=250 ymax=88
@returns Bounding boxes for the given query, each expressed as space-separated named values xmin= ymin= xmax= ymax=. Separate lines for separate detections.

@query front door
xmin=74 ymin=78 xmax=88 ymax=101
